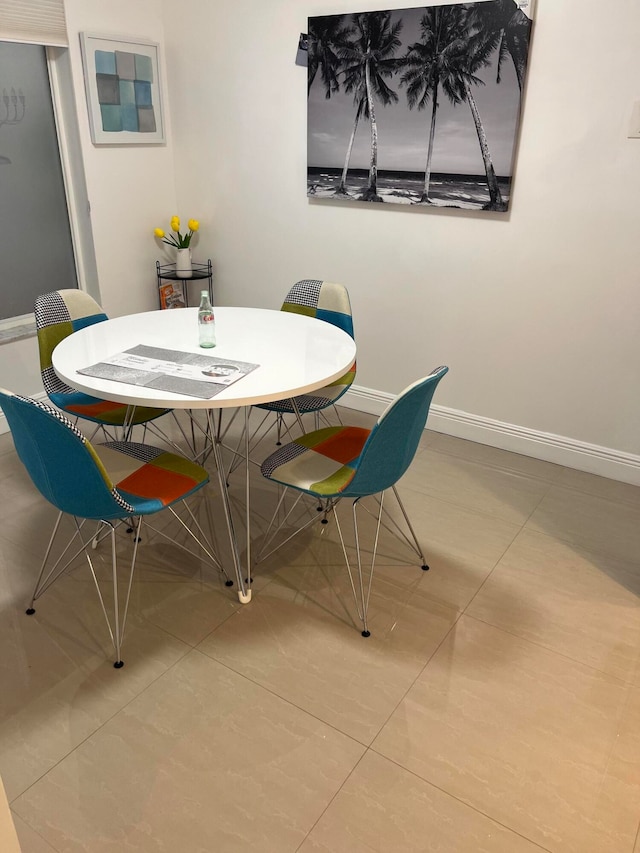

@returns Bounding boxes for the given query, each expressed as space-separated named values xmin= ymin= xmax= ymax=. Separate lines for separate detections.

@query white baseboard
xmin=341 ymin=385 xmax=640 ymax=487
xmin=3 ymin=387 xmax=639 ymax=487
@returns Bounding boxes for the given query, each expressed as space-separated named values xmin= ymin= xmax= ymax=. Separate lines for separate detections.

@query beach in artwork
xmin=307 ymin=167 xmax=511 ymax=210
xmin=307 ymin=3 xmax=533 ymax=212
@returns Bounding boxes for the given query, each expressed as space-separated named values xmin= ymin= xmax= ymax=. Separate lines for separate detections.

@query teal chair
xmin=259 ymin=367 xmax=448 ymax=637
xmin=252 ymin=279 xmax=356 ymax=443
xmin=35 ymin=290 xmax=170 ymax=436
xmin=0 ymin=389 xmax=230 ymax=667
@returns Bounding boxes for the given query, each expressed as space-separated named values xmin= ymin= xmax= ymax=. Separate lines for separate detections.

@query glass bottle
xmin=198 ymin=290 xmax=216 ymax=348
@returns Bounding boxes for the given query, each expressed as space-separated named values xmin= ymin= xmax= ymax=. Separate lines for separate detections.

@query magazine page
xmin=78 ymin=344 xmax=259 ymax=399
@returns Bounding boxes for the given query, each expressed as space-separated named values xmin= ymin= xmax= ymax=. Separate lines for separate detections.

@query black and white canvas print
xmin=307 ymin=1 xmax=534 ymax=211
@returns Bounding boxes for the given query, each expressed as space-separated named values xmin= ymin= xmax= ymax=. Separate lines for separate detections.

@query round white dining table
xmin=52 ymin=306 xmax=357 ymax=410
xmin=52 ymin=306 xmax=357 ymax=603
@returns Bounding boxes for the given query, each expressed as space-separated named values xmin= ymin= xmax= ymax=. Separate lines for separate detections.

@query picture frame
xmin=307 ymin=1 xmax=535 ymax=212
xmin=79 ymin=33 xmax=165 ymax=145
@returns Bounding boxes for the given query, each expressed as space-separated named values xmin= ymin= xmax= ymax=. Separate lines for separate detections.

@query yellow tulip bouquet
xmin=154 ymin=216 xmax=199 ymax=249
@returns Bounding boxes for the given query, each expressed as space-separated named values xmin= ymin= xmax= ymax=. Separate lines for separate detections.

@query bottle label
xmin=200 ymin=313 xmax=214 ymax=323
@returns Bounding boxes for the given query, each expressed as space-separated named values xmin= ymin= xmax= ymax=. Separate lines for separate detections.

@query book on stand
xmin=159 ymin=282 xmax=186 ymax=310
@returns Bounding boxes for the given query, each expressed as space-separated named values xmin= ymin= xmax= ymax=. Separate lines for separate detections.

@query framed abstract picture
xmin=79 ymin=33 xmax=165 ymax=144
xmin=307 ymin=0 xmax=535 ymax=211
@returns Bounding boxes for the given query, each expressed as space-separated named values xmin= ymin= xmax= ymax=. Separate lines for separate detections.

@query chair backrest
xmin=344 ymin=366 xmax=448 ymax=497
xmin=0 ymin=389 xmax=133 ymax=519
xmin=35 ymin=290 xmax=108 ymax=397
xmin=281 ymin=279 xmax=354 ymax=338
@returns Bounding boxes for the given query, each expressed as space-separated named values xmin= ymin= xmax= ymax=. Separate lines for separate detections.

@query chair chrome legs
xmin=25 ymin=498 xmax=226 ymax=667
xmin=257 ymin=485 xmax=428 ymax=637
xmin=26 ymin=510 xmax=65 ymax=614
xmin=391 ymin=486 xmax=428 ymax=570
xmin=26 ymin=515 xmax=138 ymax=668
xmin=333 ymin=496 xmax=381 ymax=637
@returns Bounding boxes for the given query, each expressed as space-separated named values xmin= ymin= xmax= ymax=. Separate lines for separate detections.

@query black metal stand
xmin=156 ymin=259 xmax=213 ymax=309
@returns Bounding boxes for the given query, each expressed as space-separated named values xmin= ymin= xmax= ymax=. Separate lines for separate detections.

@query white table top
xmin=52 ymin=306 xmax=357 ymax=410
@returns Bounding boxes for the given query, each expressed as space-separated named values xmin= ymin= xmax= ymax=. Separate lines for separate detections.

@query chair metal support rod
xmin=352 ymin=499 xmax=370 ymax=634
xmin=82 ymin=520 xmax=117 ymax=650
xmin=333 ymin=507 xmax=363 ymax=624
xmin=364 ymin=494 xmax=383 ymax=617
xmin=166 ymin=502 xmax=225 ymax=574
xmin=121 ymin=404 xmax=137 ymax=442
xmin=111 ymin=526 xmax=122 ymax=665
xmin=256 ymin=488 xmax=322 ymax=563
xmin=27 ymin=510 xmax=64 ymax=609
xmin=118 ymin=516 xmax=142 ymax=651
xmin=226 ymin=409 xmax=272 ymax=477
xmin=359 ymin=493 xmax=422 ymax=561
xmin=30 ymin=516 xmax=94 ymax=603
xmin=147 ymin=416 xmax=196 ymax=459
xmin=291 ymin=399 xmax=305 ymax=435
xmin=391 ymin=485 xmax=427 ymax=565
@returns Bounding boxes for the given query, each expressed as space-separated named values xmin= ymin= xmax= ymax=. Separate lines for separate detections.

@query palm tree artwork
xmin=444 ymin=1 xmax=533 ymax=210
xmin=307 ymin=15 xmax=353 ymax=99
xmin=334 ymin=93 xmax=366 ymax=197
xmin=469 ymin=0 xmax=533 ymax=92
xmin=339 ymin=12 xmax=403 ymax=202
xmin=456 ymin=25 xmax=506 ymax=211
xmin=307 ymin=1 xmax=535 ymax=212
xmin=401 ymin=7 xmax=469 ymax=203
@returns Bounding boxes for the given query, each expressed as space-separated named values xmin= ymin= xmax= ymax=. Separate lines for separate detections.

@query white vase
xmin=176 ymin=248 xmax=192 ymax=278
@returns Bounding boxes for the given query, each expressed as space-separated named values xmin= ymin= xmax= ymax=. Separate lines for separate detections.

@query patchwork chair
xmin=250 ymin=279 xmax=356 ymax=446
xmin=0 ymin=388 xmax=230 ymax=668
xmin=259 ymin=366 xmax=448 ymax=637
xmin=35 ymin=290 xmax=170 ymax=437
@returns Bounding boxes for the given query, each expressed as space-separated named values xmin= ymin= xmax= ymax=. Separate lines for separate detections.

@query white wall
xmin=62 ymin=0 xmax=177 ymax=320
xmin=1 ymin=0 xmax=176 ymax=404
xmin=159 ymin=0 xmax=640 ymax=482
xmin=4 ymin=0 xmax=639 ymax=483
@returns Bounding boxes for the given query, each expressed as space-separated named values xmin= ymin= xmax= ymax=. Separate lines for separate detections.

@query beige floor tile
xmin=400 ymin=448 xmax=552 ymax=526
xmin=12 ymin=649 xmax=365 ymax=853
xmin=0 ymin=460 xmax=45 ymax=528
xmin=526 ymin=485 xmax=640 ymax=564
xmin=300 ymin=750 xmax=546 ymax=853
xmin=0 ymin=491 xmax=242 ymax=642
xmin=198 ymin=568 xmax=458 ymax=744
xmin=12 ymin=811 xmax=65 ymax=852
xmin=0 ymin=431 xmax=16 ymax=456
xmin=0 ymin=530 xmax=194 ymax=801
xmin=3 ymin=414 xmax=640 ymax=852
xmin=0 ymin=535 xmax=44 ymax=610
xmin=253 ymin=482 xmax=521 ymax=612
xmin=555 ymin=467 xmax=640 ymax=508
xmin=133 ymin=577 xmax=239 ymax=646
xmin=361 ymin=487 xmax=521 ymax=612
xmin=0 ymin=601 xmax=190 ymax=800
xmin=1 ymin=500 xmax=71 ymax=560
xmin=467 ymin=529 xmax=640 ymax=685
xmin=81 ymin=518 xmax=244 ymax=648
xmin=373 ymin=616 xmax=640 ymax=853
xmin=429 ymin=432 xmax=565 ymax=482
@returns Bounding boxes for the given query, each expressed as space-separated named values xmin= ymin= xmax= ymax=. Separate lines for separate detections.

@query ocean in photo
xmin=307 ymin=167 xmax=511 ymax=210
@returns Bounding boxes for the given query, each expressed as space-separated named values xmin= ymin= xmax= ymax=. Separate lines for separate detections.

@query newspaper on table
xmin=77 ymin=344 xmax=259 ymax=400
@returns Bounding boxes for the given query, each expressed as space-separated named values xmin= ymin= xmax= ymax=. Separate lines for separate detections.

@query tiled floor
xmin=1 ymin=408 xmax=639 ymax=852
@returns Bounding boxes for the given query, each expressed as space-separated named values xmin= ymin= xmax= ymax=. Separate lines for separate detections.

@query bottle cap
xmin=201 ymin=290 xmax=208 ymax=298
